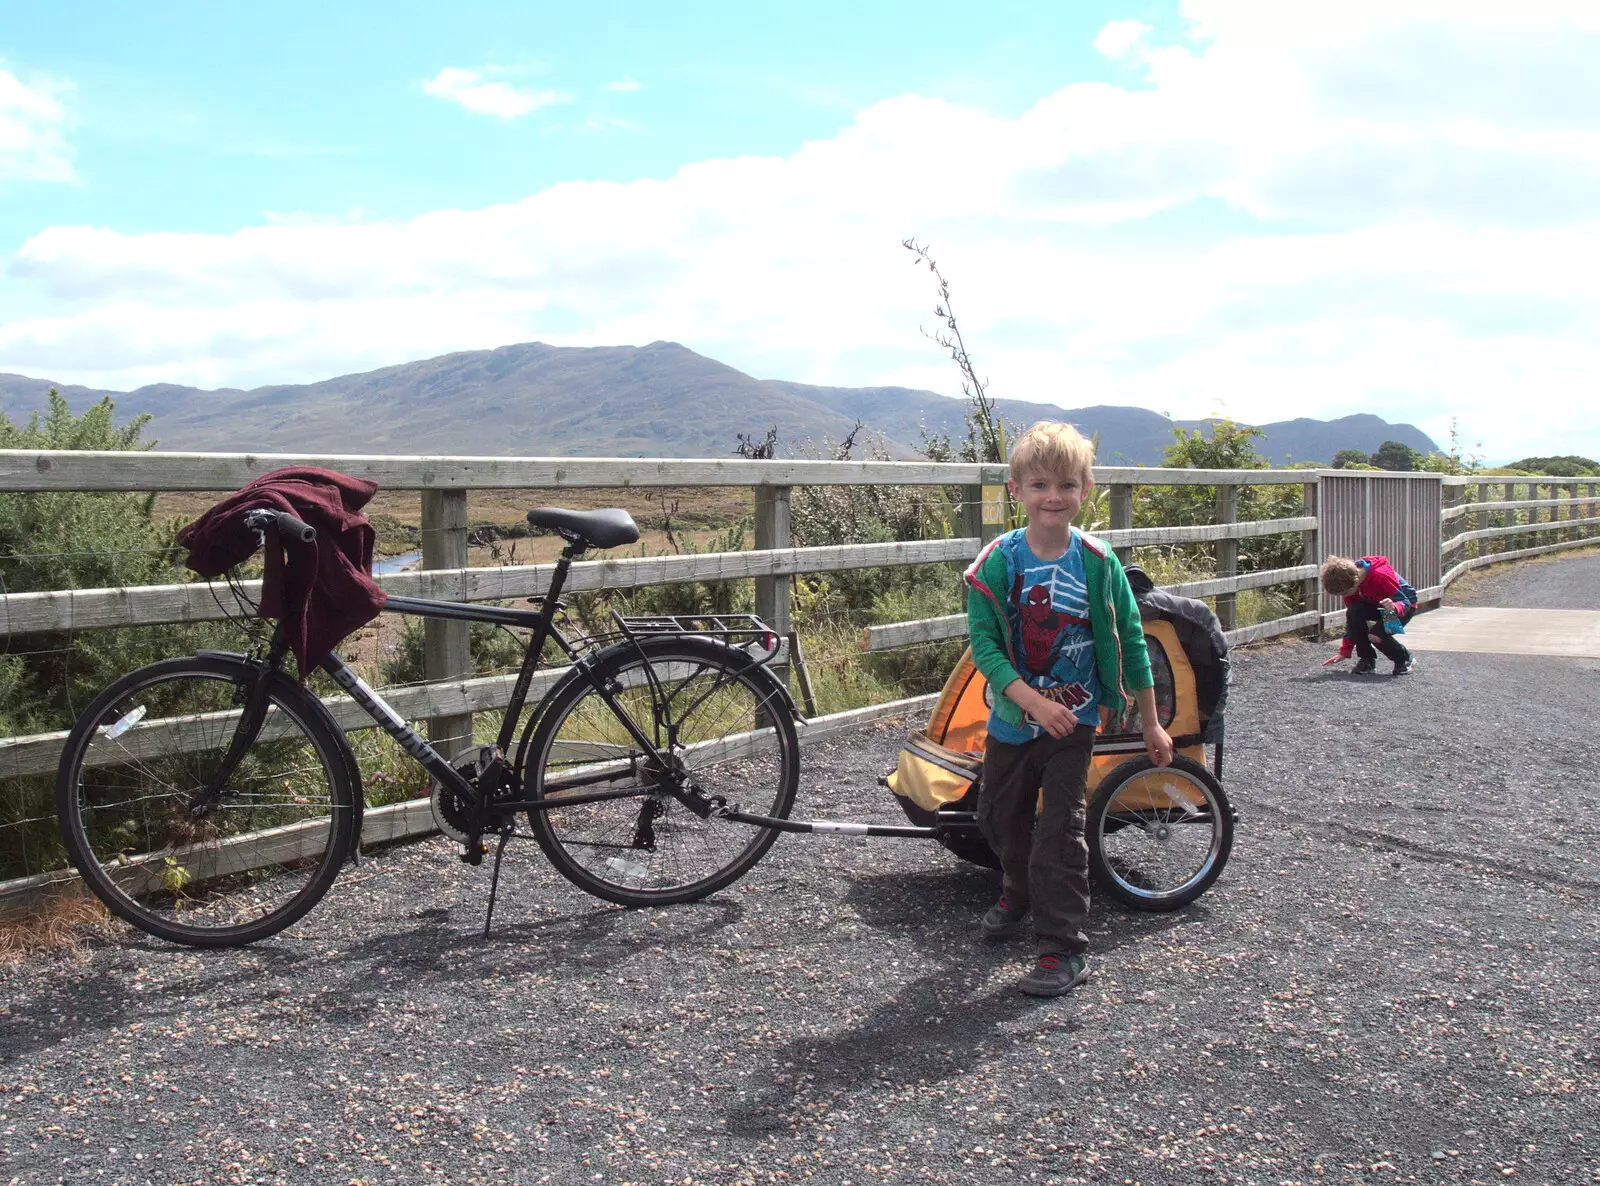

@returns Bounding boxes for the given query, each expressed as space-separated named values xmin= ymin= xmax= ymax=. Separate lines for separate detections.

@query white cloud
xmin=578 ymin=114 xmax=641 ymax=134
xmin=1092 ymin=20 xmax=1150 ymax=60
xmin=421 ymin=67 xmax=570 ymax=118
xmin=605 ymin=79 xmax=642 ymax=92
xmin=0 ymin=66 xmax=75 ymax=183
xmin=5 ymin=2 xmax=1600 ymax=461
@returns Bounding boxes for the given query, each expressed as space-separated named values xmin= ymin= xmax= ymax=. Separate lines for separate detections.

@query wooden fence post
xmin=1441 ymin=483 xmax=1461 ymax=575
xmin=1302 ymin=480 xmax=1320 ymax=638
xmin=1214 ymin=484 xmax=1238 ymax=632
xmin=1109 ymin=483 xmax=1133 ymax=566
xmin=958 ymin=484 xmax=982 ymax=542
xmin=1476 ymin=481 xmax=1490 ymax=559
xmin=421 ymin=488 xmax=472 ymax=761
xmin=755 ymin=485 xmax=793 ymax=686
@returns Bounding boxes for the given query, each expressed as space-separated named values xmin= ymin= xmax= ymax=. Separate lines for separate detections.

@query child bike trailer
xmin=883 ymin=569 xmax=1236 ymax=911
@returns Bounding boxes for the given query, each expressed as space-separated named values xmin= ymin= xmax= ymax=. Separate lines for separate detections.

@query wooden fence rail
xmin=3 ymin=449 xmax=1598 ymax=912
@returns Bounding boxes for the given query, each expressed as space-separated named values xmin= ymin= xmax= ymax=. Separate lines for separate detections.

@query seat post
xmin=493 ymin=538 xmax=586 ymax=752
xmin=540 ymin=538 xmax=586 ymax=612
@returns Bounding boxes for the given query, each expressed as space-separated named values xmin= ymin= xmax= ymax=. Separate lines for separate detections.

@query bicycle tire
xmin=1086 ymin=753 xmax=1233 ymax=912
xmin=520 ymin=636 xmax=799 ymax=907
xmin=56 ymin=655 xmax=359 ymax=948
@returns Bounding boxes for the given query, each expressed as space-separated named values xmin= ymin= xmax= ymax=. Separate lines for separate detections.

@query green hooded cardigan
xmin=964 ymin=527 xmax=1154 ymax=733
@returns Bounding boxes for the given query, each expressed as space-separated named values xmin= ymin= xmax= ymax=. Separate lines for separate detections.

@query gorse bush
xmin=0 ymin=392 xmax=235 ymax=730
xmin=790 ymin=430 xmax=958 ymax=635
xmin=0 ymin=392 xmax=235 ymax=881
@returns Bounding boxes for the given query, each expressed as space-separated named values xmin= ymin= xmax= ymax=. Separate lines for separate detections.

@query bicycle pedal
xmin=460 ymin=844 xmax=486 ymax=866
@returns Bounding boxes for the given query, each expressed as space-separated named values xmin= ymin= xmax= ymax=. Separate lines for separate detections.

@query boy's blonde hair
xmin=1320 ymin=555 xmax=1363 ymax=596
xmin=1009 ymin=421 xmax=1095 ymax=485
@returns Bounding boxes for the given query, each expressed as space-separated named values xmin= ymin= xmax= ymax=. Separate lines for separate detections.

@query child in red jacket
xmin=1320 ymin=555 xmax=1416 ymax=675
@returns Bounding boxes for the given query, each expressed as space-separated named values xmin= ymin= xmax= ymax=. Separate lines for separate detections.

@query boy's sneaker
xmin=1018 ymin=952 xmax=1090 ymax=997
xmin=1352 ymin=657 xmax=1377 ymax=675
xmin=1392 ymin=656 xmax=1416 ymax=676
xmin=981 ymin=895 xmax=1028 ymax=939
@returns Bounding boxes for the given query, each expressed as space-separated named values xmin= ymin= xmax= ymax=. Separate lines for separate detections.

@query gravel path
xmin=3 ymin=552 xmax=1598 ymax=1186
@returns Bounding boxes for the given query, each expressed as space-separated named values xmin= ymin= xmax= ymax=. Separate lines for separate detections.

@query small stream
xmin=372 ymin=550 xmax=422 ymax=576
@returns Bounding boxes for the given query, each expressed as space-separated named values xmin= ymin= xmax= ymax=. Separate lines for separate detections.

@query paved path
xmin=1405 ymin=606 xmax=1600 ymax=658
xmin=1 ymin=550 xmax=1597 ymax=1186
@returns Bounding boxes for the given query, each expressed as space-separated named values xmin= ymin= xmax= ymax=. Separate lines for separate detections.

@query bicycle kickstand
xmin=482 ymin=830 xmax=513 ymax=940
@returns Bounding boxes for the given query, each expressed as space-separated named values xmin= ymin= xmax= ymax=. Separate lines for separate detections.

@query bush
xmin=378 ymin=617 xmax=531 ymax=686
xmin=565 ymin=522 xmax=755 ymax=637
xmin=1504 ymin=455 xmax=1600 ymax=478
xmin=1 ymin=392 xmax=235 ymax=880
xmin=1136 ymin=419 xmax=1307 ymax=574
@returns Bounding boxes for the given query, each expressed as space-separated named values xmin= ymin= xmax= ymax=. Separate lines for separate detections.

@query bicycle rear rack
xmin=612 ymin=612 xmax=784 ymax=666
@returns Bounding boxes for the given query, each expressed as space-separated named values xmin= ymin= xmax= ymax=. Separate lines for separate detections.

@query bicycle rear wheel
xmin=522 ymin=637 xmax=799 ymax=907
xmin=56 ymin=655 xmax=358 ymax=947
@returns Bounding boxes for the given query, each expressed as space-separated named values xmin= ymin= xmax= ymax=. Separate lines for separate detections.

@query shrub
xmin=1 ymin=392 xmax=235 ymax=880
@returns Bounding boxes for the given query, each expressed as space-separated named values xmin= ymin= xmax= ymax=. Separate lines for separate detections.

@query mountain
xmin=1189 ymin=413 xmax=1438 ymax=468
xmin=0 ymin=340 xmax=1439 ymax=465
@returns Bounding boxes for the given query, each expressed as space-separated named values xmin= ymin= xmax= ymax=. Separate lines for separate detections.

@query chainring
xmin=430 ymin=747 xmax=515 ymax=843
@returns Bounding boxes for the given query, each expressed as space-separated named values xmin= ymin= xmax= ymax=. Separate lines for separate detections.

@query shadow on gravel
xmin=0 ymin=896 xmax=751 ymax=1060
xmin=286 ymin=897 xmax=750 ymax=1022
xmin=844 ymin=862 xmax=995 ymax=929
xmin=842 ymin=858 xmax=1211 ymax=957
xmin=719 ymin=868 xmax=1205 ymax=1138
xmin=721 ymin=946 xmax=1033 ymax=1138
xmin=0 ymin=937 xmax=317 ymax=1061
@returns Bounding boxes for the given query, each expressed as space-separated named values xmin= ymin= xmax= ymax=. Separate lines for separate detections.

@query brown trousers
xmin=978 ymin=725 xmax=1096 ymax=957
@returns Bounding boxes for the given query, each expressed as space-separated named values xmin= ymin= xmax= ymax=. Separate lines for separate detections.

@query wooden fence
xmin=2 ymin=449 xmax=1596 ymax=911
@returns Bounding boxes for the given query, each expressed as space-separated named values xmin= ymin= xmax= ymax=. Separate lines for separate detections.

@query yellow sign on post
xmin=981 ymin=485 xmax=1008 ymax=541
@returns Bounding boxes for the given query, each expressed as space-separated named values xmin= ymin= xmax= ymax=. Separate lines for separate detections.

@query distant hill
xmin=0 ymin=340 xmax=1439 ymax=465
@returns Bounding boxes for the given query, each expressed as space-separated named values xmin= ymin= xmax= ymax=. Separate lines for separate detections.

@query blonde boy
xmin=963 ymin=421 xmax=1173 ymax=996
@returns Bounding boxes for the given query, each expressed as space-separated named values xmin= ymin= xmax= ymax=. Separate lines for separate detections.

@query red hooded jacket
xmin=1332 ymin=554 xmax=1416 ymax=658
xmin=1345 ymin=555 xmax=1409 ymax=607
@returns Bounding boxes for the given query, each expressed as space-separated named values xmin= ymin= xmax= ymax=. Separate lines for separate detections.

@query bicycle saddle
xmin=526 ymin=507 xmax=640 ymax=549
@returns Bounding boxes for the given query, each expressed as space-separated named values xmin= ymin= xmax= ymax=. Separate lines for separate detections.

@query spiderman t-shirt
xmin=987 ymin=532 xmax=1101 ymax=745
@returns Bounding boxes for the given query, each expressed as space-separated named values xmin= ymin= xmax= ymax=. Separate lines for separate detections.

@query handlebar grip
xmin=243 ymin=508 xmax=317 ymax=543
xmin=275 ymin=513 xmax=316 ymax=543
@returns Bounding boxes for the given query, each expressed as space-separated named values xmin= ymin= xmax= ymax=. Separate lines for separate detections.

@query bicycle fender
xmin=194 ymin=650 xmax=365 ymax=860
xmin=512 ymin=634 xmax=804 ymax=787
xmin=269 ymin=670 xmax=366 ymax=859
xmin=615 ymin=634 xmax=804 ymax=723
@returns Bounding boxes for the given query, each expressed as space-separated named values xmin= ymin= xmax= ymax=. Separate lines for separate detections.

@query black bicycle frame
xmin=314 ymin=541 xmax=707 ymax=818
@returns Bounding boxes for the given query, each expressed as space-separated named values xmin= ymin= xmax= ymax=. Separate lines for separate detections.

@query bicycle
xmin=55 ymin=505 xmax=803 ymax=948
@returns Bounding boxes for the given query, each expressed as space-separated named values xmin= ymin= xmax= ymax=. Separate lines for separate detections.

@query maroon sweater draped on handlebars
xmin=176 ymin=466 xmax=388 ymax=679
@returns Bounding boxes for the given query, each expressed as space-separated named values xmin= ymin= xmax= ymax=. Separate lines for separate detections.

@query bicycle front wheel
xmin=522 ymin=637 xmax=800 ymax=907
xmin=56 ymin=656 xmax=358 ymax=947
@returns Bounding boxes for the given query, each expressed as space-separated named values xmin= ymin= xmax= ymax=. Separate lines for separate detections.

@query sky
xmin=2 ymin=0 xmax=1597 ymax=463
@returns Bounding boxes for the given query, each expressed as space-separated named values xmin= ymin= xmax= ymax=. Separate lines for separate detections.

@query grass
xmin=153 ymin=486 xmax=755 ymax=560
xmin=0 ymin=888 xmax=110 ymax=962
xmin=1128 ymin=547 xmax=1305 ymax=629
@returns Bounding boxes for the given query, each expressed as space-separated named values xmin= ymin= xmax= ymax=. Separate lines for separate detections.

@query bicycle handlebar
xmin=242 ymin=508 xmax=317 ymax=543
